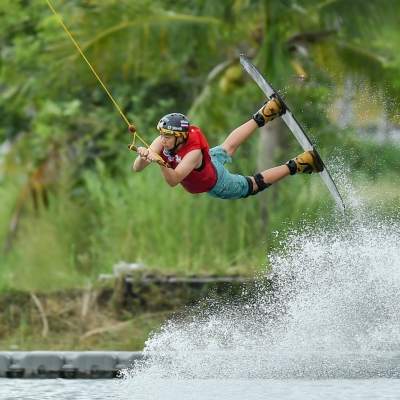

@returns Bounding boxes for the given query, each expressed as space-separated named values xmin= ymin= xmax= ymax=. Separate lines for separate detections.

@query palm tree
xmin=2 ymin=0 xmax=399 ymax=249
xmin=38 ymin=0 xmax=398 ymax=138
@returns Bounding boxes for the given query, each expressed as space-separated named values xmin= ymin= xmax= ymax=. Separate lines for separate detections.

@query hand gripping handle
xmin=127 ymin=144 xmax=170 ymax=168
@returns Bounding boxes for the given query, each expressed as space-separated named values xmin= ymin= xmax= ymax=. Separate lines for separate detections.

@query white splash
xmin=116 ymin=173 xmax=400 ymax=396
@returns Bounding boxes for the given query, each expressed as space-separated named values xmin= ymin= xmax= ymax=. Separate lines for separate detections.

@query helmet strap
xmin=170 ymin=135 xmax=186 ymax=154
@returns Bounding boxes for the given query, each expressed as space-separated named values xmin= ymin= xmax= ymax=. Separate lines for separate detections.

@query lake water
xmin=1 ymin=378 xmax=400 ymax=399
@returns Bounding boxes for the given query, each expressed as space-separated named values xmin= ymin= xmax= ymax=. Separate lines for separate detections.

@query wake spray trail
xmin=117 ymin=171 xmax=400 ymax=394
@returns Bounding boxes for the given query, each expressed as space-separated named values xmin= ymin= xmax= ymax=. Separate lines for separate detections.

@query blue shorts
xmin=207 ymin=146 xmax=252 ymax=200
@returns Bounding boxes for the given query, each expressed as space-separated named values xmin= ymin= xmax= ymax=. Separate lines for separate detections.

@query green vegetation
xmin=0 ymin=151 xmax=333 ymax=292
xmin=0 ymin=286 xmax=180 ymax=351
xmin=1 ymin=0 xmax=400 ymax=350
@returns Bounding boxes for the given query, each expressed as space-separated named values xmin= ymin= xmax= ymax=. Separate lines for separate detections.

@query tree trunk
xmin=257 ymin=117 xmax=287 ymax=231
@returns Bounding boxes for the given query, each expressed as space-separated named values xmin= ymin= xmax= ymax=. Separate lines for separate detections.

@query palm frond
xmin=311 ymin=38 xmax=387 ymax=87
xmin=313 ymin=0 xmax=398 ymax=38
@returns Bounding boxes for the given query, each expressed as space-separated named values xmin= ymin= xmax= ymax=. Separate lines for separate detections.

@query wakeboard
xmin=240 ymin=54 xmax=345 ymax=214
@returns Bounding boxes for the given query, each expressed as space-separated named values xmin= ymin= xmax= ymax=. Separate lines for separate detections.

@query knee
xmin=247 ymin=173 xmax=271 ymax=196
xmin=219 ymin=142 xmax=234 ymax=158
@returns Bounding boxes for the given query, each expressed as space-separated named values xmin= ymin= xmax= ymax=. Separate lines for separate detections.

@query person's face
xmin=160 ymin=133 xmax=183 ymax=150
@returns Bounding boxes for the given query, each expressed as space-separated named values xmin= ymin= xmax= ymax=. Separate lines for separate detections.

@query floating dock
xmin=2 ymin=351 xmax=400 ymax=379
xmin=0 ymin=351 xmax=142 ymax=379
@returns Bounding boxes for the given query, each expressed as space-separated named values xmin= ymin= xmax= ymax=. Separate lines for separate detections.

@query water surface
xmin=2 ymin=378 xmax=400 ymax=399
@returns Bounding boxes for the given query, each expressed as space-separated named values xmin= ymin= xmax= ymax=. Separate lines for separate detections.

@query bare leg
xmin=248 ymin=150 xmax=323 ymax=193
xmin=220 ymin=98 xmax=288 ymax=192
xmin=261 ymin=165 xmax=290 ymax=183
xmin=248 ymin=165 xmax=290 ymax=192
xmin=220 ymin=118 xmax=290 ymax=191
xmin=220 ymin=98 xmax=282 ymax=157
xmin=220 ymin=120 xmax=258 ymax=157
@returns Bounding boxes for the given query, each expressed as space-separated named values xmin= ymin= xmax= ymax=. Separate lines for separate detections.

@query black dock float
xmin=0 ymin=351 xmax=142 ymax=379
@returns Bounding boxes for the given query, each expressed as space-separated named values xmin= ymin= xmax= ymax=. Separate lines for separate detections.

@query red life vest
xmin=159 ymin=126 xmax=217 ymax=194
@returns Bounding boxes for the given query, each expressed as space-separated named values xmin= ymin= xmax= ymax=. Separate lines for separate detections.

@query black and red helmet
xmin=157 ymin=113 xmax=190 ymax=139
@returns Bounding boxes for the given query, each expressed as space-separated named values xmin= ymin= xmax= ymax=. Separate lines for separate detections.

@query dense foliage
xmin=1 ymin=0 xmax=399 ymax=292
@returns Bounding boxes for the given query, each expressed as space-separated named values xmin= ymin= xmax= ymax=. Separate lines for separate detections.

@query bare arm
xmin=132 ymin=136 xmax=202 ymax=187
xmin=132 ymin=137 xmax=163 ymax=172
xmin=159 ymin=149 xmax=202 ymax=187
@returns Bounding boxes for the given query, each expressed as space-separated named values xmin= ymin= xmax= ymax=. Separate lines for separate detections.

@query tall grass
xmin=0 ymin=151 xmax=335 ymax=293
xmin=5 ymin=133 xmax=400 ymax=294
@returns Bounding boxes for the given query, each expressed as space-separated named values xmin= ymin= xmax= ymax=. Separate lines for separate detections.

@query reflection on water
xmin=2 ymin=378 xmax=400 ymax=400
xmin=0 ymin=379 xmax=115 ymax=400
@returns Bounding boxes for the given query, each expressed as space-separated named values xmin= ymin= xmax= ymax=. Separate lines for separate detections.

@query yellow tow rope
xmin=46 ymin=0 xmax=169 ymax=167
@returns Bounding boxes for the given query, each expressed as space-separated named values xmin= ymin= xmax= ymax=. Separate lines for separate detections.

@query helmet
xmin=157 ymin=113 xmax=190 ymax=139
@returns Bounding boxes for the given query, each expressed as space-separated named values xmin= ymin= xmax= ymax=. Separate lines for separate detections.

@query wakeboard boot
xmin=252 ymin=98 xmax=284 ymax=127
xmin=286 ymin=150 xmax=324 ymax=175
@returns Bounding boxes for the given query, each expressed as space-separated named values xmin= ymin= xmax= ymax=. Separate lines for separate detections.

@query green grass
xmin=0 ymin=158 xmax=334 ymax=292
xmin=2 ymin=135 xmax=400 ymax=294
xmin=0 ymin=288 xmax=174 ymax=351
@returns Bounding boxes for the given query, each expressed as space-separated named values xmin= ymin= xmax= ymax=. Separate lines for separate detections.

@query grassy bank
xmin=0 ymin=287 xmax=170 ymax=352
xmin=0 ymin=277 xmax=257 ymax=351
